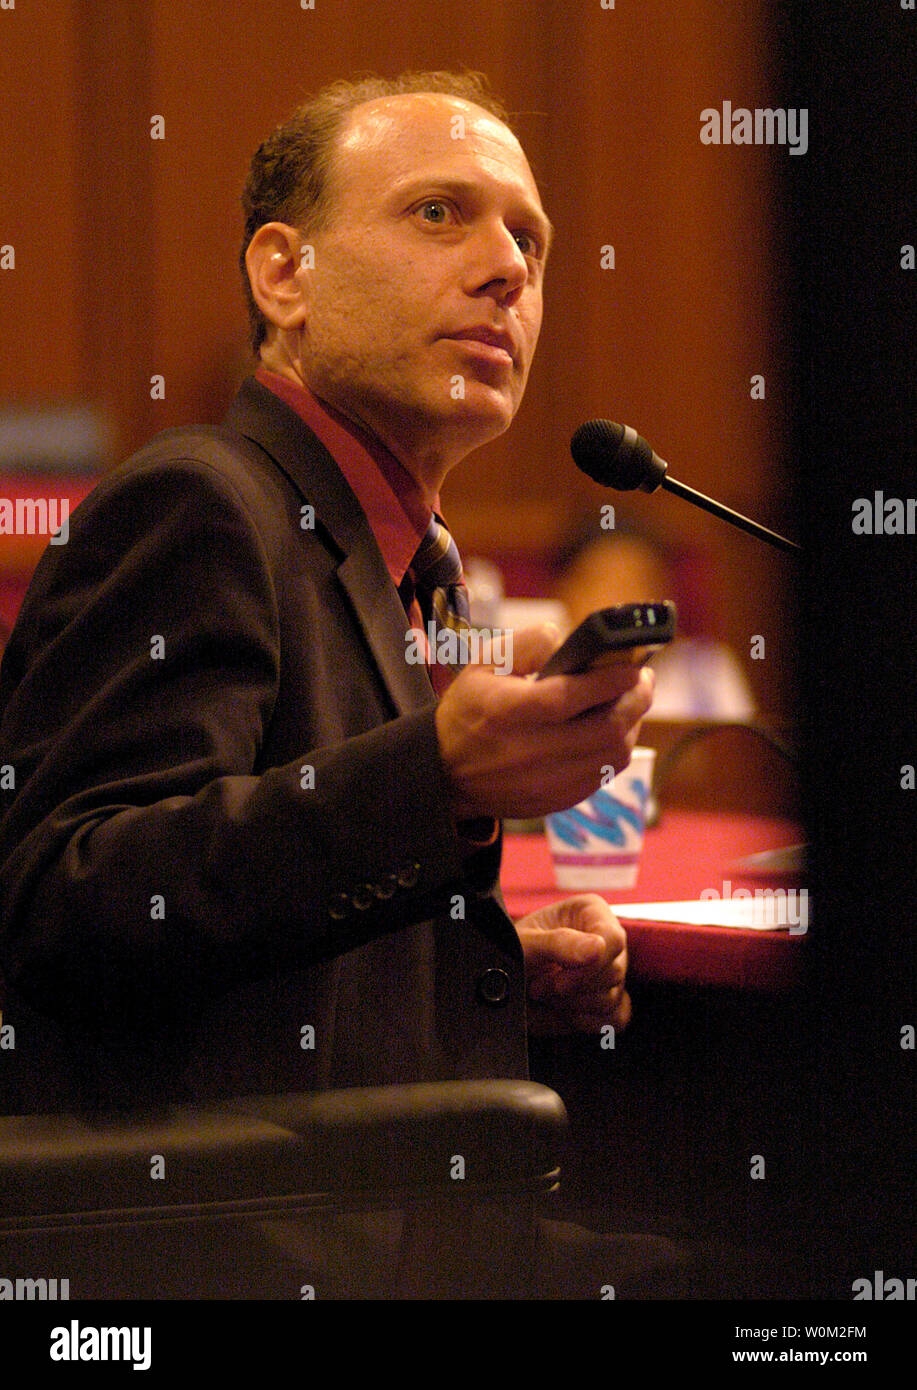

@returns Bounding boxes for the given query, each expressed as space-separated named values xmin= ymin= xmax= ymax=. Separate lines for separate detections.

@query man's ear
xmin=245 ymin=222 xmax=309 ymax=335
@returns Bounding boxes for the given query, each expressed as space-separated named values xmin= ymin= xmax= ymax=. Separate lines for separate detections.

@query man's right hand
xmin=434 ymin=625 xmax=655 ymax=821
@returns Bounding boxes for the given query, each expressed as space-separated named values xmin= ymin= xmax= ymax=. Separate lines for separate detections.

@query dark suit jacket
xmin=0 ymin=376 xmax=529 ymax=1113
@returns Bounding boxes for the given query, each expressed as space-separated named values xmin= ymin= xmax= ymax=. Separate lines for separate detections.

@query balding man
xmin=0 ymin=73 xmax=691 ymax=1299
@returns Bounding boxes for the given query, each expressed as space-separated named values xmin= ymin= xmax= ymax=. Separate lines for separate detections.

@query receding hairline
xmin=319 ymin=90 xmax=549 ymax=238
xmin=336 ymin=89 xmax=522 ymax=135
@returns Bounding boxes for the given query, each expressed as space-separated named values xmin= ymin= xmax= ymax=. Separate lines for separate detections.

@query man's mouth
xmin=444 ymin=326 xmax=517 ymax=365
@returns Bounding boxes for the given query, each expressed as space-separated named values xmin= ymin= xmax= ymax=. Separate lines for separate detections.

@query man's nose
xmin=465 ymin=222 xmax=531 ymax=303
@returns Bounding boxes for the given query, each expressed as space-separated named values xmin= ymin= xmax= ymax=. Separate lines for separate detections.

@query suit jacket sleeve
xmin=0 ymin=450 xmax=491 ymax=1039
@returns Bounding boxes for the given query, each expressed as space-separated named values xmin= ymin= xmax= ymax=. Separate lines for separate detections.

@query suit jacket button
xmin=477 ymin=968 xmax=510 ymax=1005
xmin=328 ymin=892 xmax=350 ymax=920
xmin=397 ymin=861 xmax=421 ymax=889
xmin=373 ymin=873 xmax=399 ymax=900
xmin=352 ymin=883 xmax=374 ymax=911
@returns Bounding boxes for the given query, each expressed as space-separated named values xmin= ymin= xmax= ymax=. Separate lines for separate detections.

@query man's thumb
xmin=512 ymin=623 xmax=563 ymax=677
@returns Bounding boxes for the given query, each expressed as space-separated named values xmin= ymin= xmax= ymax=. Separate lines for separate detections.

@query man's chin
xmin=443 ymin=386 xmax=517 ymax=442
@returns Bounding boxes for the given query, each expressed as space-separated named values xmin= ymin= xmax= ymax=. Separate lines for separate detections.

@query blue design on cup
xmin=547 ymin=780 xmax=648 ymax=848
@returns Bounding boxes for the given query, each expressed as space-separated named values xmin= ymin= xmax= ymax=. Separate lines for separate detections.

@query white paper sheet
xmin=612 ymin=894 xmax=809 ymax=932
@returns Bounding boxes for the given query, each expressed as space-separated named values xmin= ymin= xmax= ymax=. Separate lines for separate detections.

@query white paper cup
xmin=544 ymin=747 xmax=657 ymax=891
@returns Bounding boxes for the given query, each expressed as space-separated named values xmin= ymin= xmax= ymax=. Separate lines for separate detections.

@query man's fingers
xmin=527 ymin=989 xmax=633 ymax=1036
xmin=551 ymin=893 xmax=627 ymax=939
xmin=523 ymin=925 xmax=605 ymax=973
xmin=523 ymin=919 xmax=627 ymax=1001
xmin=530 ymin=958 xmax=627 ymax=1001
xmin=510 ymin=623 xmax=562 ymax=677
xmin=526 ymin=660 xmax=645 ymax=721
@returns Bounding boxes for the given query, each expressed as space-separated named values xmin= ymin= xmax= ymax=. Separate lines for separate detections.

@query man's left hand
xmin=515 ymin=895 xmax=631 ymax=1036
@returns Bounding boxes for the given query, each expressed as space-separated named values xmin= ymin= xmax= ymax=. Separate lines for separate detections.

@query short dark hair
xmin=239 ymin=71 xmax=513 ymax=354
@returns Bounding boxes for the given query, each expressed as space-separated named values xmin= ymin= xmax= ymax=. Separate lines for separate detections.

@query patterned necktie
xmin=410 ymin=513 xmax=473 ymax=687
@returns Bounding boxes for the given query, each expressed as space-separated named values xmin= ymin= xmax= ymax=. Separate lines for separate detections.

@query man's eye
xmin=418 ymin=200 xmax=451 ymax=224
xmin=514 ymin=232 xmax=540 ymax=258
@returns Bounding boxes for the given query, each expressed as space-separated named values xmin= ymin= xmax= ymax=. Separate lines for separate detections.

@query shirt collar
xmin=254 ymin=365 xmax=434 ymax=585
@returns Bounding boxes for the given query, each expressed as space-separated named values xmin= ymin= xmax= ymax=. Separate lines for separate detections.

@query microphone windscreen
xmin=570 ymin=420 xmax=662 ymax=491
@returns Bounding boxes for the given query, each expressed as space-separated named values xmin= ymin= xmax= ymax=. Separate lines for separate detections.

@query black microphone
xmin=571 ymin=419 xmax=801 ymax=555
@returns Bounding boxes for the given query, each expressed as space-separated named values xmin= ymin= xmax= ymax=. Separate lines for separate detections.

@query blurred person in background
xmin=553 ymin=517 xmax=756 ymax=723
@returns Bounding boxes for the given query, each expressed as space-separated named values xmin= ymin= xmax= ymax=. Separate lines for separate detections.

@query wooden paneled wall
xmin=0 ymin=0 xmax=799 ymax=714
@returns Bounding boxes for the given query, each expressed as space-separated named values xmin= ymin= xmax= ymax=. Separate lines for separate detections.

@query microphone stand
xmin=659 ymin=476 xmax=801 ymax=555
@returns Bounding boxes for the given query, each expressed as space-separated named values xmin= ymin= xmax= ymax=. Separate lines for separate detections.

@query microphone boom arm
xmin=660 ymin=474 xmax=801 ymax=555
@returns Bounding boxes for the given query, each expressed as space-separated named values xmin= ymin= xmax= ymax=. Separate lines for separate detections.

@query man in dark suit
xmin=0 ymin=72 xmax=662 ymax=1297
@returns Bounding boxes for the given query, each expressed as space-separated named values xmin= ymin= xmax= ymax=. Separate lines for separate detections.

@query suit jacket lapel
xmin=224 ymin=376 xmax=435 ymax=717
xmin=336 ymin=546 xmax=436 ymax=717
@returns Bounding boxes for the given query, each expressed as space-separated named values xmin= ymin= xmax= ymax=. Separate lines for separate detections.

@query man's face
xmin=292 ymin=93 xmax=551 ymax=477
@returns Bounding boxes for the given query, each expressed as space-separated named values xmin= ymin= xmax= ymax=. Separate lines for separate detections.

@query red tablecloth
xmin=501 ymin=811 xmax=806 ymax=992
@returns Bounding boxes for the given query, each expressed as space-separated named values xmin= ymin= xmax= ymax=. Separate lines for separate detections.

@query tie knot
xmin=411 ymin=514 xmax=464 ymax=594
